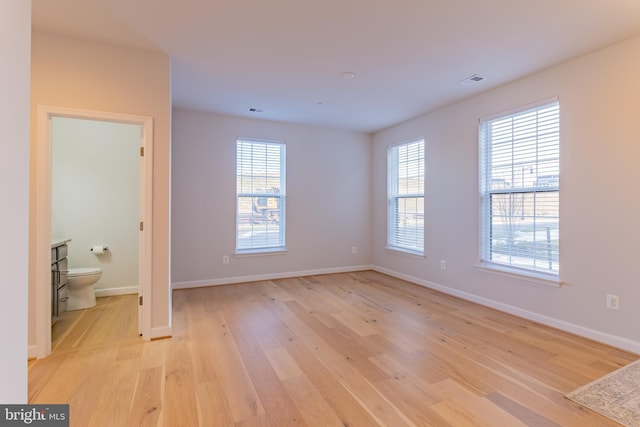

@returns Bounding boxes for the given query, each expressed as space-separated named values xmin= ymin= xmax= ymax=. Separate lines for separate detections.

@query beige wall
xmin=1 ymin=0 xmax=31 ymax=403
xmin=171 ymin=109 xmax=372 ymax=287
xmin=29 ymin=32 xmax=172 ymax=344
xmin=372 ymin=35 xmax=640 ymax=353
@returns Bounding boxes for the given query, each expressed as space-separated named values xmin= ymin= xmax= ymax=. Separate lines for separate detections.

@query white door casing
xmin=35 ymin=105 xmax=153 ymax=358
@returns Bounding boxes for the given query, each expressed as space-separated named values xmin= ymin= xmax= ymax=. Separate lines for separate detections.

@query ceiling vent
xmin=458 ymin=74 xmax=485 ymax=86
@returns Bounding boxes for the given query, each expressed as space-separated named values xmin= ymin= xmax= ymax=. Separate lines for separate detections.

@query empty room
xmin=3 ymin=0 xmax=640 ymax=426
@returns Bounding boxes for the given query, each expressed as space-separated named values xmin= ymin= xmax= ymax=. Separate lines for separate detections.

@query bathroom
xmin=50 ymin=117 xmax=140 ymax=336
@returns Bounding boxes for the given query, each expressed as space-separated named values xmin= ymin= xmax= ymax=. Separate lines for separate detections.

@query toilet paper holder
xmin=90 ymin=246 xmax=109 ymax=252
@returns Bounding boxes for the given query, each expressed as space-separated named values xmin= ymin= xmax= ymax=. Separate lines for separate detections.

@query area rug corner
xmin=565 ymin=359 xmax=640 ymax=427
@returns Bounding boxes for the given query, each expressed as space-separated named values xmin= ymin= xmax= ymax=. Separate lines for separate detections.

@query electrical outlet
xmin=440 ymin=260 xmax=446 ymax=270
xmin=223 ymin=255 xmax=229 ymax=264
xmin=606 ymin=294 xmax=619 ymax=310
xmin=352 ymin=246 xmax=357 ymax=255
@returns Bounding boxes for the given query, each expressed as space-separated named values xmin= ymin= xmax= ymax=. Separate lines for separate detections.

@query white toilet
xmin=66 ymin=267 xmax=102 ymax=310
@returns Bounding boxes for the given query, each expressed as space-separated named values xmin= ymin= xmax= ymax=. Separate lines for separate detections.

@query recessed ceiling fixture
xmin=340 ymin=71 xmax=356 ymax=79
xmin=248 ymin=107 xmax=264 ymax=113
xmin=458 ymin=74 xmax=485 ymax=86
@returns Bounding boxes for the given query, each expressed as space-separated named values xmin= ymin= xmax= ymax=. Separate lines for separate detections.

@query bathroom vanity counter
xmin=51 ymin=237 xmax=71 ymax=248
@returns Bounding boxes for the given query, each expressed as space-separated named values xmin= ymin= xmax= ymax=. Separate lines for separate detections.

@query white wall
xmin=52 ymin=117 xmax=139 ymax=294
xmin=372 ymin=35 xmax=640 ymax=353
xmin=30 ymin=32 xmax=172 ymax=342
xmin=171 ymin=109 xmax=372 ymax=286
xmin=0 ymin=0 xmax=30 ymax=402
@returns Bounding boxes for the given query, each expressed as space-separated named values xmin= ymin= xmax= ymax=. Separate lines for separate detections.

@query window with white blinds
xmin=236 ymin=139 xmax=286 ymax=253
xmin=388 ymin=138 xmax=425 ymax=255
xmin=479 ymin=100 xmax=559 ymax=276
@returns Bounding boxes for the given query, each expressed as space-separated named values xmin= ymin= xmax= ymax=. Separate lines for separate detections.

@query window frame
xmin=387 ymin=138 xmax=425 ymax=256
xmin=478 ymin=99 xmax=560 ymax=281
xmin=235 ymin=138 xmax=286 ymax=254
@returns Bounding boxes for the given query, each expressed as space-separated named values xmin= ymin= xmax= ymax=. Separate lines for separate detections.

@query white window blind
xmin=479 ymin=100 xmax=559 ymax=275
xmin=236 ymin=139 xmax=286 ymax=253
xmin=388 ymin=139 xmax=425 ymax=255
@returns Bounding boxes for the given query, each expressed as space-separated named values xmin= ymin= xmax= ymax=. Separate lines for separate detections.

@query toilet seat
xmin=68 ymin=267 xmax=102 ymax=277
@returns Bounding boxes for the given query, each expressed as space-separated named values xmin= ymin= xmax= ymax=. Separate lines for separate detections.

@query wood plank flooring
xmin=28 ymin=271 xmax=638 ymax=426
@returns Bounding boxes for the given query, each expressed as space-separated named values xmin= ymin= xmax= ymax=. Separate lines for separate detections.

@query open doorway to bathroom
xmin=51 ymin=117 xmax=140 ymax=349
xmin=34 ymin=106 xmax=153 ymax=358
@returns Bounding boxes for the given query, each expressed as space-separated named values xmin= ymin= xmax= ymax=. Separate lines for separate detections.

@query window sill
xmin=385 ymin=246 xmax=425 ymax=258
xmin=475 ymin=262 xmax=562 ymax=288
xmin=235 ymin=247 xmax=288 ymax=257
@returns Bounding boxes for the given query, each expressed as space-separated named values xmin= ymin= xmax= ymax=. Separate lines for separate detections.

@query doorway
xmin=34 ymin=106 xmax=153 ymax=358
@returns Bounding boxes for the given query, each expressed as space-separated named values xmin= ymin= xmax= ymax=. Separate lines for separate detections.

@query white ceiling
xmin=32 ymin=0 xmax=640 ymax=133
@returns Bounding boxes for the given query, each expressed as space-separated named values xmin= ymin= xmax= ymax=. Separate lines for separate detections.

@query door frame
xmin=35 ymin=105 xmax=154 ymax=358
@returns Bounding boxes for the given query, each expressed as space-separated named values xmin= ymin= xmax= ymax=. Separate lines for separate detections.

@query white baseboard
xmin=28 ymin=345 xmax=37 ymax=360
xmin=373 ymin=265 xmax=640 ymax=355
xmin=171 ymin=264 xmax=374 ymax=290
xmin=95 ymin=286 xmax=138 ymax=297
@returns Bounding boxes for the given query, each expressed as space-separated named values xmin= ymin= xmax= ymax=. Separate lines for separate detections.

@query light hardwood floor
xmin=29 ymin=271 xmax=638 ymax=426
